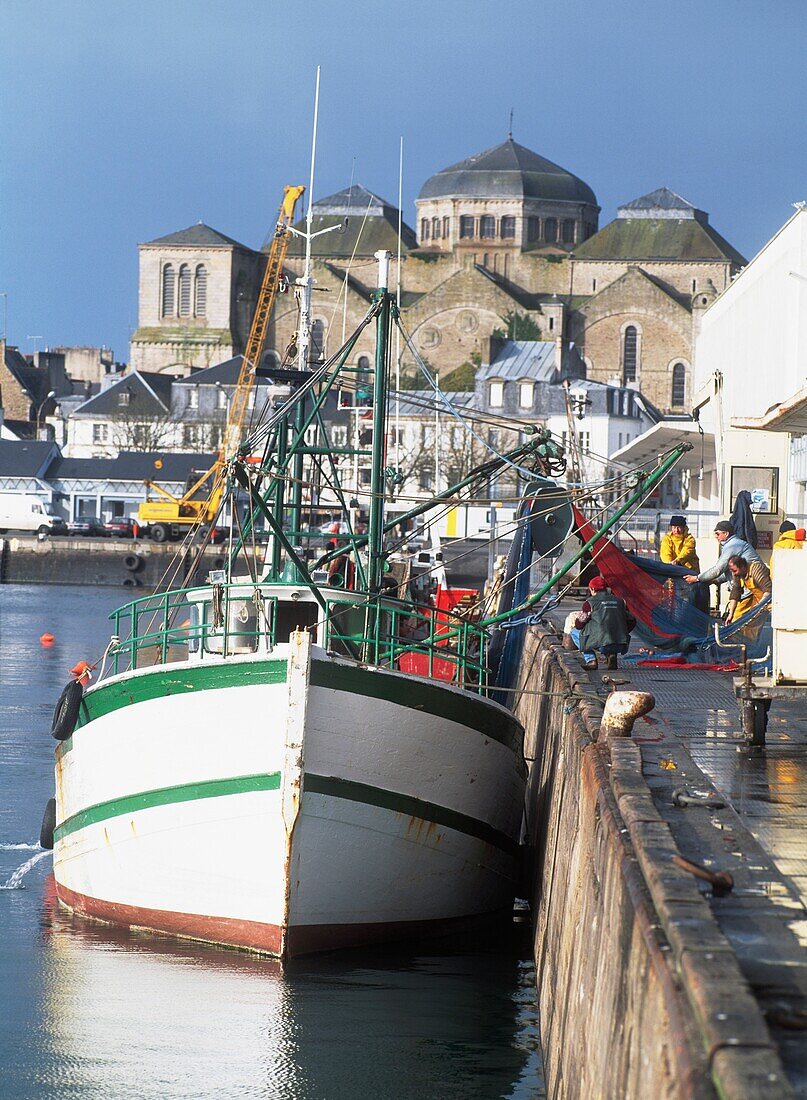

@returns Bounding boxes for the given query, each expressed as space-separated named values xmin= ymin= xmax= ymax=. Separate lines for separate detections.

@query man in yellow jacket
xmin=772 ymin=520 xmax=805 ymax=551
xmin=660 ymin=515 xmax=700 ymax=572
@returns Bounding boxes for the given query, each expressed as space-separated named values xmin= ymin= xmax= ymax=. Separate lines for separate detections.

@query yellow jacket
xmin=772 ymin=530 xmax=804 ymax=551
xmin=660 ymin=529 xmax=700 ymax=571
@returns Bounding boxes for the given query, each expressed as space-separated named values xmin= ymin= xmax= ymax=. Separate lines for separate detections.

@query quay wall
xmin=0 ymin=537 xmax=229 ymax=589
xmin=516 ymin=626 xmax=791 ymax=1100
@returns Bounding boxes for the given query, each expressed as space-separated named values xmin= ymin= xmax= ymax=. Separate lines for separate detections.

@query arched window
xmin=311 ymin=319 xmax=325 ymax=362
xmin=623 ymin=326 xmax=638 ymax=383
xmin=357 ymin=355 xmax=370 ymax=370
xmin=178 ymin=265 xmax=192 ymax=317
xmin=431 ymin=216 xmax=440 ymax=239
xmin=161 ymin=264 xmax=175 ymax=317
xmin=543 ymin=218 xmax=558 ymax=242
xmin=459 ymin=215 xmax=475 ymax=239
xmin=671 ymin=363 xmax=686 ymax=407
xmin=442 ymin=216 xmax=450 ymax=238
xmin=194 ymin=265 xmax=207 ymax=316
xmin=500 ymin=216 xmax=516 ymax=239
xmin=480 ymin=215 xmax=495 ymax=239
xmin=420 ymin=218 xmax=430 ymax=241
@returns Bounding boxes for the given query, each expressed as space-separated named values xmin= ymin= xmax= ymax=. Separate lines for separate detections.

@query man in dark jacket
xmin=575 ymin=576 xmax=636 ymax=670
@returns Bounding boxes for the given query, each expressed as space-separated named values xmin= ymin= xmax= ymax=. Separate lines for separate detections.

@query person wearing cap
xmin=772 ymin=520 xmax=805 ymax=552
xmin=683 ymin=520 xmax=761 ymax=587
xmin=660 ymin=515 xmax=699 ymax=572
xmin=574 ymin=576 xmax=636 ymax=670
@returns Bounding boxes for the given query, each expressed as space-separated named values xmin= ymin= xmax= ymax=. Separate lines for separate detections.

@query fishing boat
xmin=48 ymin=206 xmax=577 ymax=958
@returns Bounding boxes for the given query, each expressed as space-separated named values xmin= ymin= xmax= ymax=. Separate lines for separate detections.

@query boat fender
xmin=123 ymin=553 xmax=143 ymax=571
xmin=122 ymin=576 xmax=141 ymax=588
xmin=39 ymin=798 xmax=56 ymax=850
xmin=51 ymin=680 xmax=83 ymax=741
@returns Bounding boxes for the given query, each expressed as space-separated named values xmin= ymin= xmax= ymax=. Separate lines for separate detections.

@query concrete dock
xmin=517 ymin=615 xmax=807 ymax=1099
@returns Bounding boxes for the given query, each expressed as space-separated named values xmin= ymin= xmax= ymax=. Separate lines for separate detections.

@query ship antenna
xmin=394 ymin=135 xmax=404 ymax=473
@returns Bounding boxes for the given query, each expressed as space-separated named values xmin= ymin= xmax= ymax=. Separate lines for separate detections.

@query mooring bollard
xmin=600 ymin=690 xmax=655 ymax=742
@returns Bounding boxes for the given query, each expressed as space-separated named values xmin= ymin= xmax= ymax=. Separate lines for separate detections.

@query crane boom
xmin=224 ymin=184 xmax=305 ymax=458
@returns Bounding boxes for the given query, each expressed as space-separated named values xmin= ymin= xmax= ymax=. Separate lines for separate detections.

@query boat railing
xmin=105 ymin=584 xmax=489 ymax=693
xmin=323 ymin=595 xmax=489 ymax=694
xmin=107 ymin=584 xmax=281 ymax=676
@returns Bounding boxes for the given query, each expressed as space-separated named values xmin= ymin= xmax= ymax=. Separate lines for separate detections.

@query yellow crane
xmin=139 ymin=185 xmax=305 ymax=542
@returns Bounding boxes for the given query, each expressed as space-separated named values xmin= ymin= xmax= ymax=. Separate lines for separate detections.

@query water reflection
xmin=32 ymin=885 xmax=542 ymax=1099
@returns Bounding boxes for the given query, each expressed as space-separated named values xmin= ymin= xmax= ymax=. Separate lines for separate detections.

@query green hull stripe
xmin=57 ymin=659 xmax=287 ymax=759
xmin=309 ymin=661 xmax=525 ymax=760
xmin=304 ymin=773 xmax=519 ymax=857
xmin=54 ymin=772 xmax=281 ymax=842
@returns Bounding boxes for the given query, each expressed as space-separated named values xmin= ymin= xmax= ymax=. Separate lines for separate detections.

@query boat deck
xmin=546 ymin=603 xmax=807 ymax=1092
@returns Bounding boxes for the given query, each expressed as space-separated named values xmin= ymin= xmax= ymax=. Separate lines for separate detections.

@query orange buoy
xmin=40 ymin=633 xmax=55 ymax=647
xmin=70 ymin=660 xmax=94 ymax=683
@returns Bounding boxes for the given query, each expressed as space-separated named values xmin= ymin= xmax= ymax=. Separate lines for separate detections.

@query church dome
xmin=417 ymin=138 xmax=598 ymax=207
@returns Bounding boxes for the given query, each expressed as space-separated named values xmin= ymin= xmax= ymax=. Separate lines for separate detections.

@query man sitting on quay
xmin=724 ymin=554 xmax=772 ymax=624
xmin=659 ymin=514 xmax=700 ymax=572
xmin=574 ymin=576 xmax=636 ymax=671
xmin=683 ymin=520 xmax=761 ymax=591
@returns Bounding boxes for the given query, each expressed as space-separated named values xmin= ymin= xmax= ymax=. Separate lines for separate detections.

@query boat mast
xmin=368 ymin=250 xmax=392 ymax=593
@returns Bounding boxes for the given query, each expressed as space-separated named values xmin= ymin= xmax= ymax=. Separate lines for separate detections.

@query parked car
xmin=67 ymin=516 xmax=106 ymax=538
xmin=103 ymin=518 xmax=137 ymax=538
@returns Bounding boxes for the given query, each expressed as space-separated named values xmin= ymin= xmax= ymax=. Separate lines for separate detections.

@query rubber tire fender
xmin=122 ymin=576 xmax=141 ymax=588
xmin=40 ymin=798 xmax=56 ymax=850
xmin=51 ymin=680 xmax=83 ymax=741
xmin=123 ymin=552 xmax=143 ymax=571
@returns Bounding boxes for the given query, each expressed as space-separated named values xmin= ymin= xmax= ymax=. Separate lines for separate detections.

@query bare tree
xmin=110 ymin=411 xmax=180 ymax=453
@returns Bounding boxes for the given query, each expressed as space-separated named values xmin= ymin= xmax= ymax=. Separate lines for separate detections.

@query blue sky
xmin=2 ymin=0 xmax=806 ymax=360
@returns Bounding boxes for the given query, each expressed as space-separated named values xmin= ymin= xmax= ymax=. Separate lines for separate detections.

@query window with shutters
xmin=194 ymin=265 xmax=207 ymax=316
xmin=178 ymin=265 xmax=192 ymax=316
xmin=161 ymin=264 xmax=175 ymax=316
xmin=459 ymin=215 xmax=475 ymax=239
xmin=623 ymin=326 xmax=638 ymax=383
xmin=671 ymin=363 xmax=686 ymax=407
xmin=480 ymin=215 xmax=495 ymax=239
xmin=501 ymin=216 xmax=516 ymax=239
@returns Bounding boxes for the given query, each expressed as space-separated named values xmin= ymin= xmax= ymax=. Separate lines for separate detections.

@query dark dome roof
xmin=417 ymin=138 xmax=598 ymax=207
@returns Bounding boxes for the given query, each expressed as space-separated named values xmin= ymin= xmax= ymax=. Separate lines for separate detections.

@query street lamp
xmin=36 ymin=390 xmax=56 ymax=436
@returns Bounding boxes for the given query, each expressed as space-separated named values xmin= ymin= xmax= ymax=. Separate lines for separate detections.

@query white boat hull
xmin=53 ymin=634 xmax=526 ymax=957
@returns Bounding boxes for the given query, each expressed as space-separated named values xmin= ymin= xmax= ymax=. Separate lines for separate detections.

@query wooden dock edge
xmin=515 ymin=625 xmax=793 ymax=1100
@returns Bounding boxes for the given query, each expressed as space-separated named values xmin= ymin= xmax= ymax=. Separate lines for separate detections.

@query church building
xmin=129 ymin=137 xmax=745 ymax=415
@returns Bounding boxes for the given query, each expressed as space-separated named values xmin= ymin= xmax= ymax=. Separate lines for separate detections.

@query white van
xmin=0 ymin=494 xmax=63 ymax=536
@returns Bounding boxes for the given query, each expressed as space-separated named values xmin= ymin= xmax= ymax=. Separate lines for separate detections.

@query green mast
xmin=367 ymin=250 xmax=393 ymax=594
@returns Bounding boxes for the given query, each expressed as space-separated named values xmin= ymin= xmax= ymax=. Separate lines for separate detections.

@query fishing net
xmin=572 ymin=507 xmax=771 ymax=664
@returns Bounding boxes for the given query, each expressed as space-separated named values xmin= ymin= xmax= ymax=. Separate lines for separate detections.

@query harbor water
xmin=0 ymin=584 xmax=544 ymax=1099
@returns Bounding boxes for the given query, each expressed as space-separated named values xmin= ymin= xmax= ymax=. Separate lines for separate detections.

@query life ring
xmin=122 ymin=576 xmax=141 ymax=588
xmin=123 ymin=553 xmax=143 ymax=571
xmin=51 ymin=680 xmax=83 ymax=741
xmin=40 ymin=798 xmax=56 ymax=850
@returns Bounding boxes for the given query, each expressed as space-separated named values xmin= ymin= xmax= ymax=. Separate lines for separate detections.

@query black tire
xmin=51 ymin=680 xmax=83 ymax=741
xmin=122 ymin=576 xmax=141 ymax=588
xmin=37 ymin=525 xmax=50 ymax=537
xmin=151 ymin=524 xmax=168 ymax=543
xmin=40 ymin=798 xmax=56 ymax=850
xmin=123 ymin=553 xmax=143 ymax=571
